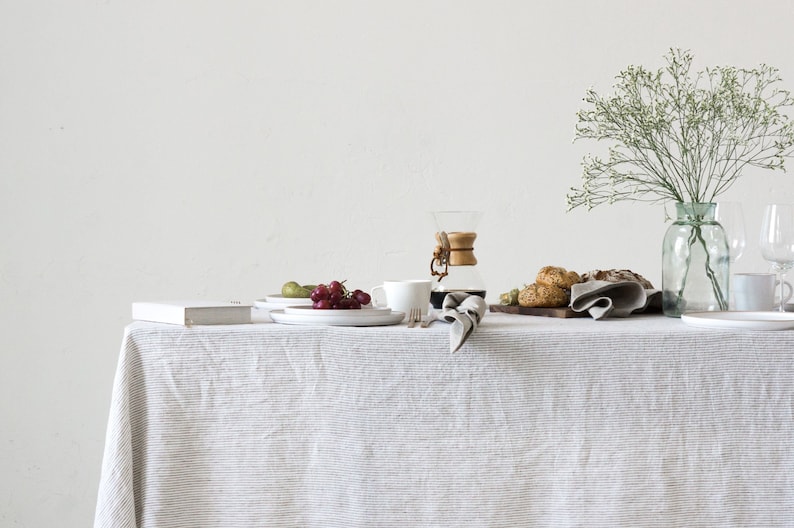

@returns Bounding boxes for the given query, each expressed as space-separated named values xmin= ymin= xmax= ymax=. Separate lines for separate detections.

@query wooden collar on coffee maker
xmin=430 ymin=231 xmax=478 ymax=280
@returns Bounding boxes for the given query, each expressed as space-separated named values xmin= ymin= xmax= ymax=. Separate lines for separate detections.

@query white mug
xmin=370 ymin=280 xmax=432 ymax=320
xmin=733 ymin=273 xmax=793 ymax=311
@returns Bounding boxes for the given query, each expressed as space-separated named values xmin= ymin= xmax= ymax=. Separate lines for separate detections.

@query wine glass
xmin=759 ymin=204 xmax=794 ymax=311
xmin=715 ymin=202 xmax=746 ymax=264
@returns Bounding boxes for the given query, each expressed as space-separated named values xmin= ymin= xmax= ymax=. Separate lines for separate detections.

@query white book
xmin=132 ymin=300 xmax=252 ymax=326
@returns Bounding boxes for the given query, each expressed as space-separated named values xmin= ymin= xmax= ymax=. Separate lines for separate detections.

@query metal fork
xmin=407 ymin=307 xmax=421 ymax=328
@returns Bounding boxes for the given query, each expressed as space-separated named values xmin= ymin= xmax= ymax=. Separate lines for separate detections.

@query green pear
xmin=282 ymin=281 xmax=312 ymax=298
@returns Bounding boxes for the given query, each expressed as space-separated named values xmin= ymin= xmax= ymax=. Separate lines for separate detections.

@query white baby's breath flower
xmin=568 ymin=48 xmax=794 ymax=211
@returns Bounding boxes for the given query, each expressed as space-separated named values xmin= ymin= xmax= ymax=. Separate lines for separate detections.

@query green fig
xmin=282 ymin=281 xmax=312 ymax=298
xmin=499 ymin=288 xmax=520 ymax=306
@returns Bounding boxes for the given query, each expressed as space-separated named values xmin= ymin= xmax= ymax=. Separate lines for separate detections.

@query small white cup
xmin=370 ymin=280 xmax=432 ymax=320
xmin=733 ymin=273 xmax=793 ymax=311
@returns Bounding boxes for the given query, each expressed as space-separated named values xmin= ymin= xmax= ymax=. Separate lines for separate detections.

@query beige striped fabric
xmin=95 ymin=314 xmax=794 ymax=527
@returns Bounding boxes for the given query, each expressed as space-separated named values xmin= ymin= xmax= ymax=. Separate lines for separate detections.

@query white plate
xmin=263 ymin=294 xmax=313 ymax=305
xmin=681 ymin=311 xmax=794 ymax=331
xmin=283 ymin=305 xmax=390 ymax=317
xmin=254 ymin=299 xmax=312 ymax=310
xmin=270 ymin=309 xmax=405 ymax=327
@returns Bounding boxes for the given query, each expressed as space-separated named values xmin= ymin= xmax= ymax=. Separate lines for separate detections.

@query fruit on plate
xmin=310 ymin=280 xmax=372 ymax=309
xmin=281 ymin=281 xmax=314 ymax=298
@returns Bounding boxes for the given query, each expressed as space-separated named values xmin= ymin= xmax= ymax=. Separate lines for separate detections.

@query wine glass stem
xmin=780 ymin=270 xmax=789 ymax=312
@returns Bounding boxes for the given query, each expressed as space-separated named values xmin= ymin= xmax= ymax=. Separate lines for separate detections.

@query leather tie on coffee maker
xmin=431 ymin=231 xmax=450 ymax=280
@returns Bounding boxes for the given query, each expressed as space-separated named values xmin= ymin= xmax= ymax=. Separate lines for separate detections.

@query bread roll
xmin=536 ymin=266 xmax=582 ymax=289
xmin=518 ymin=283 xmax=569 ymax=308
xmin=581 ymin=269 xmax=654 ymax=289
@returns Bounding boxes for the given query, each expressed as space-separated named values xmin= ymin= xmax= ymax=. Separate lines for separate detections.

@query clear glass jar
xmin=662 ymin=202 xmax=730 ymax=317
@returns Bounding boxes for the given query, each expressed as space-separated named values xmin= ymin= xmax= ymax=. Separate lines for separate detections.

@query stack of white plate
xmin=270 ymin=305 xmax=405 ymax=327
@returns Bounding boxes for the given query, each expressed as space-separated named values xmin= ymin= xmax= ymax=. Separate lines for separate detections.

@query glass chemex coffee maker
xmin=429 ymin=211 xmax=486 ymax=308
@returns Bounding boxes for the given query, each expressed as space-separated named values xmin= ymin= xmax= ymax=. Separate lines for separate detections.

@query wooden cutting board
xmin=489 ymin=304 xmax=588 ymax=318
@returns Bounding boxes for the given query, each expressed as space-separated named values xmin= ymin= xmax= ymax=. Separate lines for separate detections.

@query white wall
xmin=2 ymin=1 xmax=794 ymax=525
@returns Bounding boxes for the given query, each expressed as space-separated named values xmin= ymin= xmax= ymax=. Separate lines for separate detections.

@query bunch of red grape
xmin=310 ymin=280 xmax=372 ymax=309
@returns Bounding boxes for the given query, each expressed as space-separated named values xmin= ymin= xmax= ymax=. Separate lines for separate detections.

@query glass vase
xmin=662 ymin=202 xmax=730 ymax=317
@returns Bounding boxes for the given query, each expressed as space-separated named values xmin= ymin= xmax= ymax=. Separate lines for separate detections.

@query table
xmin=94 ymin=311 xmax=794 ymax=527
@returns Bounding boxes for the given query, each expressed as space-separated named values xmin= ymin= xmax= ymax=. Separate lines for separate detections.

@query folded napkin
xmin=570 ymin=280 xmax=662 ymax=320
xmin=440 ymin=292 xmax=488 ymax=353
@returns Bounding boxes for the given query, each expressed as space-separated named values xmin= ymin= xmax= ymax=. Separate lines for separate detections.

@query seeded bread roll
xmin=582 ymin=269 xmax=654 ymax=289
xmin=536 ymin=266 xmax=582 ymax=290
xmin=518 ymin=283 xmax=569 ymax=308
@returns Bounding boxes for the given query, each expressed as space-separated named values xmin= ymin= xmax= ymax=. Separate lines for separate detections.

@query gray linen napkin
xmin=570 ymin=280 xmax=662 ymax=320
xmin=440 ymin=292 xmax=488 ymax=353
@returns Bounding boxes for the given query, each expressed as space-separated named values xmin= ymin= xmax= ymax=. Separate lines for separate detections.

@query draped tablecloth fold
xmin=95 ymin=314 xmax=794 ymax=527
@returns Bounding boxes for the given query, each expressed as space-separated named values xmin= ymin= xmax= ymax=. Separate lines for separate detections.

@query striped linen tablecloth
xmin=95 ymin=312 xmax=794 ymax=527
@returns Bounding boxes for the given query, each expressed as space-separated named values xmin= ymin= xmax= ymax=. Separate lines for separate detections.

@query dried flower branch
xmin=568 ymin=48 xmax=794 ymax=210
